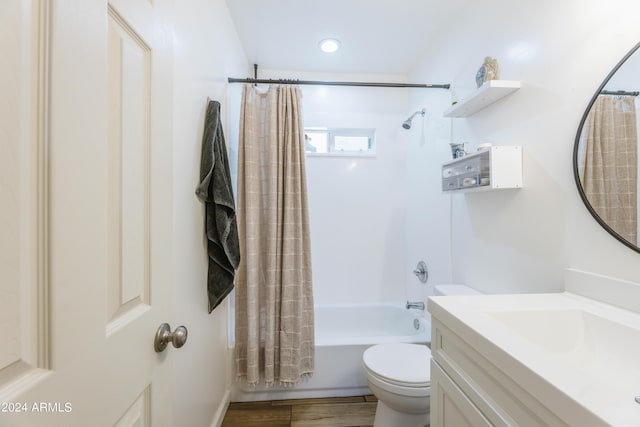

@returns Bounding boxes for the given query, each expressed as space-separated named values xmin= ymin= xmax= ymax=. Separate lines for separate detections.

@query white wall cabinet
xmin=442 ymin=146 xmax=522 ymax=192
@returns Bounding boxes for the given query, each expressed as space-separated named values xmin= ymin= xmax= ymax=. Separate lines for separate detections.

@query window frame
xmin=304 ymin=127 xmax=376 ymax=157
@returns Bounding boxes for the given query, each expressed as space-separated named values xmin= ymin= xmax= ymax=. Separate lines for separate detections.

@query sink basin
xmin=485 ymin=309 xmax=640 ymax=377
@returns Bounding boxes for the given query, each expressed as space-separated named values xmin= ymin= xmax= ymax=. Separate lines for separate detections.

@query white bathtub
xmin=230 ymin=303 xmax=430 ymax=402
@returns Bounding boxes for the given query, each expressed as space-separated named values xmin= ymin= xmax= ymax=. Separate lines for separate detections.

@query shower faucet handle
xmin=413 ymin=261 xmax=429 ymax=283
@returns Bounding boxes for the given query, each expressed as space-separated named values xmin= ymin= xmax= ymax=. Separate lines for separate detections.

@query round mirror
xmin=574 ymin=41 xmax=640 ymax=254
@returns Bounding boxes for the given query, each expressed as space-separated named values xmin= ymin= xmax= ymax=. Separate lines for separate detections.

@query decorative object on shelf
xmin=450 ymin=142 xmax=468 ymax=159
xmin=475 ymin=57 xmax=500 ymax=88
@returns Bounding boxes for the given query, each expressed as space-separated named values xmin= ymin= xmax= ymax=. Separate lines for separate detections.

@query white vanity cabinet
xmin=426 ymin=287 xmax=639 ymax=427
xmin=429 ymin=318 xmax=567 ymax=427
xmin=430 ymin=360 xmax=492 ymax=427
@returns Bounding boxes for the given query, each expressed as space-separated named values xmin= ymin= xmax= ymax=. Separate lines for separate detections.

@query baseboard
xmin=209 ymin=388 xmax=231 ymax=427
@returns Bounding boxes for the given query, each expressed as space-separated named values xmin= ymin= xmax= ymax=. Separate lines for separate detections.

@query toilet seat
xmin=362 ymin=343 xmax=430 ymax=388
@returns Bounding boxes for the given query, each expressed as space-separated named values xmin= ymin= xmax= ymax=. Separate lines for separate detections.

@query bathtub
xmin=230 ymin=303 xmax=430 ymax=402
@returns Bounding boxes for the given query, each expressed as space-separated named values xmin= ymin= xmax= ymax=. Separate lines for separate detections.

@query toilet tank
xmin=434 ymin=284 xmax=482 ymax=296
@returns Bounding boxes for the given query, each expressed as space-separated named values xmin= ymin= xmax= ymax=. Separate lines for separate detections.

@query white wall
xmin=226 ymin=70 xmax=413 ymax=305
xmin=172 ymin=1 xmax=247 ymax=425
xmin=408 ymin=0 xmax=640 ymax=294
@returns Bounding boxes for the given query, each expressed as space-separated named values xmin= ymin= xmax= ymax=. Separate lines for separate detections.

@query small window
xmin=304 ymin=128 xmax=376 ymax=157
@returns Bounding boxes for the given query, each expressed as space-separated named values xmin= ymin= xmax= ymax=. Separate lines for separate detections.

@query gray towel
xmin=196 ymin=100 xmax=240 ymax=313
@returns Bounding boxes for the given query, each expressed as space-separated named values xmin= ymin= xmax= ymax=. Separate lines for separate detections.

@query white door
xmin=1 ymin=0 xmax=177 ymax=425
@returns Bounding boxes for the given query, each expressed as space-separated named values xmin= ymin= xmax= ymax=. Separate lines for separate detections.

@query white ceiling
xmin=225 ymin=0 xmax=469 ymax=76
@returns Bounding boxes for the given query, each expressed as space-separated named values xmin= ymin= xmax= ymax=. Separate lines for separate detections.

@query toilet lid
xmin=362 ymin=343 xmax=430 ymax=386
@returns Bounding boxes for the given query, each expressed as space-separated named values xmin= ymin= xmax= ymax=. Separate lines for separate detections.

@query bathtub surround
xmin=196 ymin=100 xmax=241 ymax=313
xmin=232 ymin=304 xmax=429 ymax=402
xmin=235 ymin=84 xmax=315 ymax=387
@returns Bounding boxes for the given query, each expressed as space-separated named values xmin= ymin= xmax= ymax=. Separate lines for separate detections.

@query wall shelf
xmin=443 ymin=80 xmax=521 ymax=118
xmin=442 ymin=146 xmax=522 ymax=192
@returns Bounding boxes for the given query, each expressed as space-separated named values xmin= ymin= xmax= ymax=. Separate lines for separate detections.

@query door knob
xmin=154 ymin=323 xmax=188 ymax=353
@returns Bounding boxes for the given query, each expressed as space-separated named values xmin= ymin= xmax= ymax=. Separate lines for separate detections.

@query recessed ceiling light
xmin=319 ymin=38 xmax=341 ymax=53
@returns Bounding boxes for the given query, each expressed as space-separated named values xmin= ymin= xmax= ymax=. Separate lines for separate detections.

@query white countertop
xmin=428 ymin=291 xmax=640 ymax=426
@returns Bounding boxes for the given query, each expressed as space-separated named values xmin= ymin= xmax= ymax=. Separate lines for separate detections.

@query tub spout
xmin=406 ymin=301 xmax=425 ymax=310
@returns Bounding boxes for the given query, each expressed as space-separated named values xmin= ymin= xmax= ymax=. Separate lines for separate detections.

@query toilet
xmin=362 ymin=343 xmax=431 ymax=427
xmin=362 ymin=285 xmax=481 ymax=427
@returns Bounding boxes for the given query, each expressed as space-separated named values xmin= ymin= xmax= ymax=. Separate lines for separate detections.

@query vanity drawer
xmin=431 ymin=360 xmax=492 ymax=427
xmin=431 ymin=319 xmax=568 ymax=427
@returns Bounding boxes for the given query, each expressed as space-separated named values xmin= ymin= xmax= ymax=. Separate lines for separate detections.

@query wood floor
xmin=221 ymin=395 xmax=378 ymax=427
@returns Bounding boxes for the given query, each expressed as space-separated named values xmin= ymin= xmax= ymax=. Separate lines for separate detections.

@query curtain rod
xmin=600 ymin=90 xmax=639 ymax=96
xmin=228 ymin=77 xmax=450 ymax=90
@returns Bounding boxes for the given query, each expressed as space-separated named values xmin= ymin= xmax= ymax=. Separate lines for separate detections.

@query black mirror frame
xmin=573 ymin=41 xmax=640 ymax=254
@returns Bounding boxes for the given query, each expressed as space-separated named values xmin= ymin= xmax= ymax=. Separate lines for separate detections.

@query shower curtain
xmin=234 ymin=84 xmax=314 ymax=386
xmin=580 ymin=95 xmax=638 ymax=244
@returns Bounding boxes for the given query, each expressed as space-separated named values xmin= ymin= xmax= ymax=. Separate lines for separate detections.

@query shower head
xmin=402 ymin=108 xmax=426 ymax=129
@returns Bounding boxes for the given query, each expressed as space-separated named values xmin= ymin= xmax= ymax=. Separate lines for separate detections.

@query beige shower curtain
xmin=580 ymin=95 xmax=638 ymax=244
xmin=234 ymin=84 xmax=314 ymax=386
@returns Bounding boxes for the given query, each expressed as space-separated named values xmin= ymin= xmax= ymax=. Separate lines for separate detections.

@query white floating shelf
xmin=443 ymin=80 xmax=521 ymax=118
